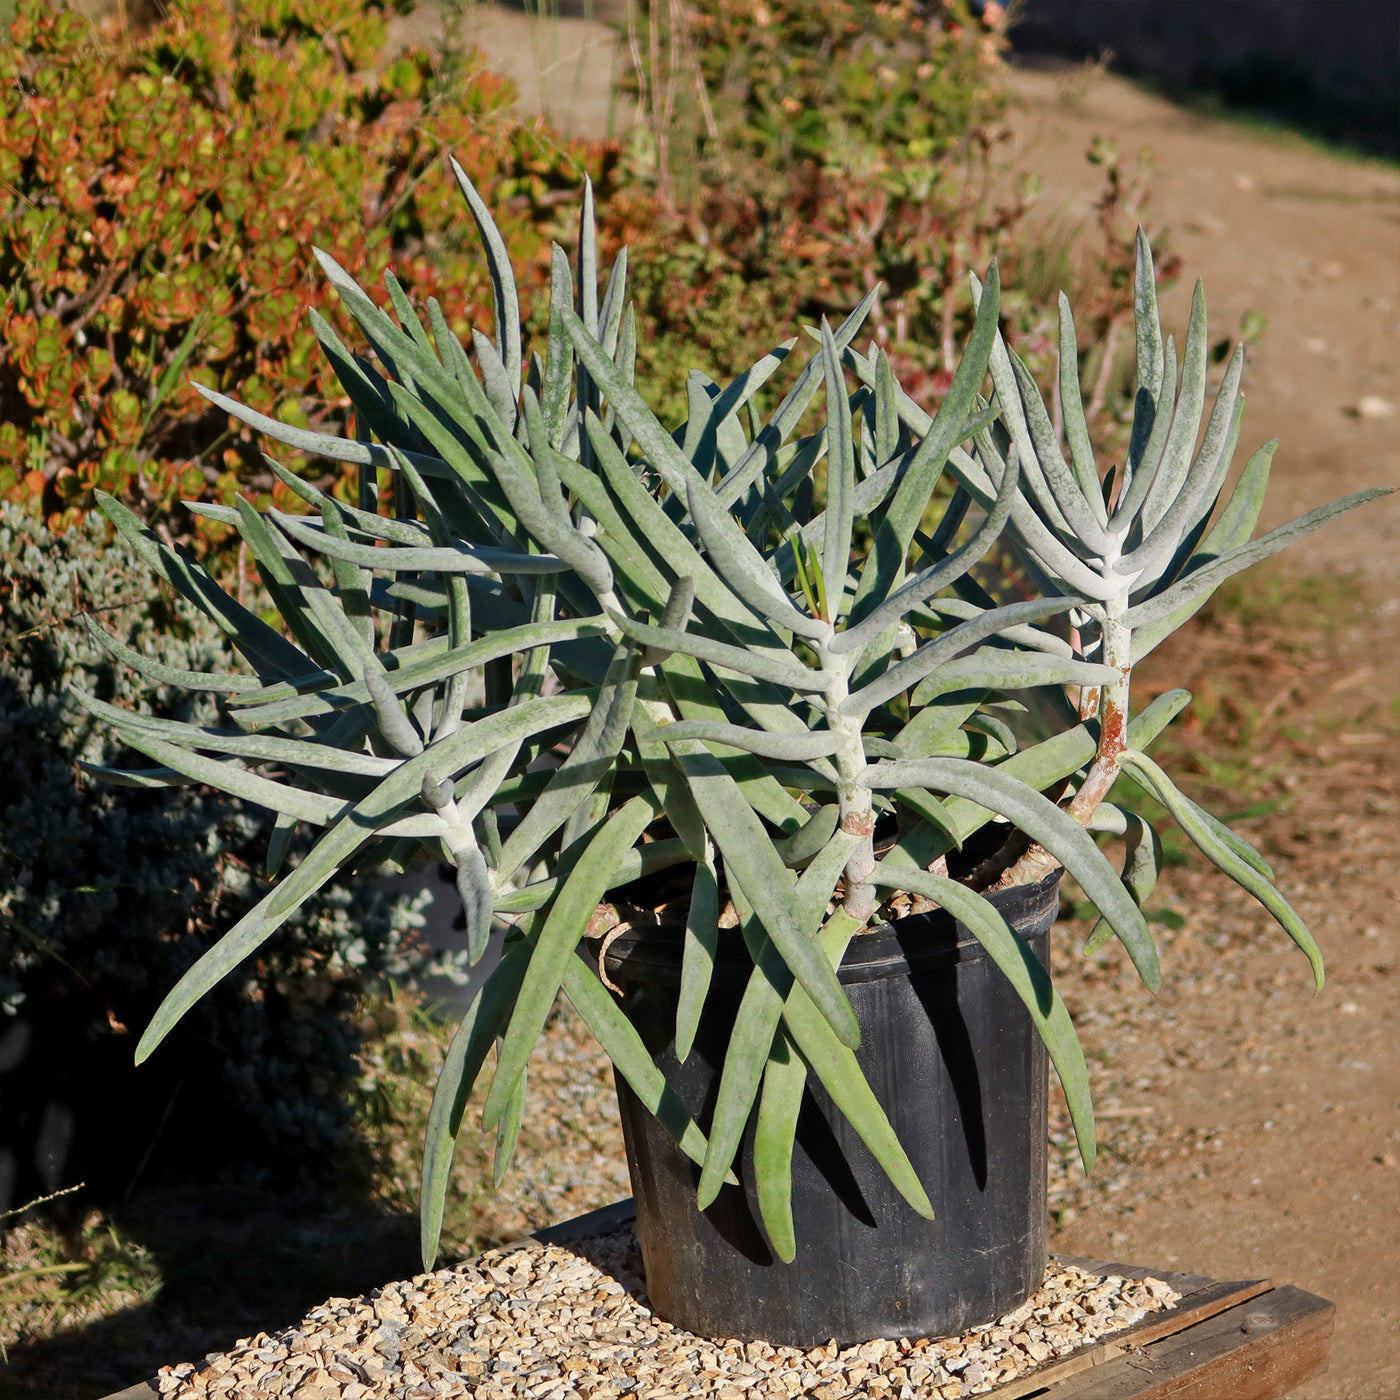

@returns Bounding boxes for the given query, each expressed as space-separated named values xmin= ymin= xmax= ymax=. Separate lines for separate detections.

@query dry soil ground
xmin=438 ymin=14 xmax=1400 ymax=1397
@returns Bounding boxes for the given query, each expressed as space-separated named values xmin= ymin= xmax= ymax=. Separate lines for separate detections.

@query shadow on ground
xmin=3 ymin=1187 xmax=422 ymax=1400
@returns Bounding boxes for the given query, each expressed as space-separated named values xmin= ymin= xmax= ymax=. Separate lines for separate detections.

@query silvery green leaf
xmin=78 ymin=761 xmax=191 ymax=790
xmin=964 ymin=710 xmax=1018 ymax=755
xmin=715 ymin=287 xmax=879 ymax=509
xmin=265 ymin=811 xmax=296 ymax=879
xmin=586 ymin=415 xmax=795 ymax=654
xmin=135 ymin=808 xmax=378 ymax=1065
xmin=872 ymin=344 xmax=899 ymax=466
xmin=1124 ymin=488 xmax=1392 ymax=630
xmin=691 ymin=344 xmax=795 ymax=481
xmin=577 ymin=174 xmax=600 ymax=335
xmin=910 ymin=599 xmax=1075 ymax=658
xmin=383 ymin=268 xmax=436 ymax=355
xmin=857 ymin=266 xmax=1001 ymax=622
xmin=491 ymin=837 xmax=689 ymax=914
xmin=842 ymin=598 xmax=1089 ymax=717
xmin=1128 ymin=441 xmax=1278 ymax=661
xmin=82 ymin=615 xmax=259 ymax=693
xmin=559 ymin=304 xmax=696 ymax=496
xmin=450 ymin=157 xmax=522 ymax=397
xmin=308 ymin=307 xmax=404 ymax=449
xmin=833 ymin=447 xmax=1020 ymax=657
xmin=775 ymin=804 xmax=841 ymax=869
xmin=1133 ymin=227 xmax=1166 ymax=404
xmin=653 ymin=655 xmax=812 ymax=834
xmin=72 ymin=689 xmax=399 ymax=778
xmin=864 ymin=756 xmax=1160 ymax=991
xmin=262 ymin=457 xmax=459 ymax=546
xmin=96 ymin=491 xmax=313 ymax=682
xmin=675 ymin=856 xmax=720 ymax=1063
xmin=895 ymin=692 xmax=988 ymax=759
xmin=454 ymin=843 xmax=495 ymax=966
xmin=1083 ymin=807 xmax=1162 ymax=956
xmin=607 ymin=612 xmax=820 ymax=695
xmin=962 ymin=427 xmax=1115 ymax=600
xmin=819 ymin=319 xmax=856 ymax=615
xmin=1114 ymin=333 xmax=1179 ymax=529
xmin=696 ymin=905 xmax=793 ymax=1209
xmin=364 ymin=662 xmax=424 ymax=757
xmin=234 ymin=499 xmax=376 ymax=680
xmin=870 ymin=863 xmax=1096 ymax=1173
xmin=472 ymin=328 xmax=518 ymax=433
xmin=560 ymin=949 xmax=717 ymax=1172
xmin=315 ymin=495 xmax=374 ymax=647
xmin=270 ymin=510 xmax=568 ymax=575
xmin=779 ymin=908 xmax=933 ymax=1219
xmin=685 ymin=477 xmax=828 ymax=641
xmin=1057 ymin=292 xmax=1103 ymax=515
xmin=484 ymin=795 xmax=658 ymax=1132
xmin=1141 ymin=280 xmax=1210 ymax=535
xmin=895 ymin=685 xmax=1188 ymax=870
xmin=1119 ymin=750 xmax=1323 ymax=989
xmin=1008 ymin=353 xmax=1115 ymax=554
xmin=230 ymin=618 xmax=602 ymax=730
xmin=1117 ymin=344 xmax=1245 ymax=582
xmin=495 ymin=644 xmax=641 ymax=883
xmin=598 ymin=245 xmax=629 ymax=359
xmin=910 ymin=653 xmax=1117 ymax=709
xmin=753 ymin=1027 xmax=806 ymax=1261
xmin=696 ymin=834 xmax=859 ymax=1207
xmin=192 ymin=382 xmax=452 ymax=480
xmin=661 ymin=729 xmax=859 ymax=1049
xmin=492 ymin=1064 xmax=525 ymax=1187
xmin=651 ymin=719 xmax=842 ymax=763
xmin=420 ymin=937 xmax=531 ymax=1268
xmin=69 ymin=714 xmax=348 ymax=825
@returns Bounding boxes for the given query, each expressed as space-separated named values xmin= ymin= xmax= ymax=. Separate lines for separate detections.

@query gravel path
xmin=152 ymin=1229 xmax=1179 ymax=1400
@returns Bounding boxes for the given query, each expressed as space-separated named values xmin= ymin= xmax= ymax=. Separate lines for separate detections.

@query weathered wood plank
xmin=990 ymin=1275 xmax=1276 ymax=1400
xmin=1018 ymin=1285 xmax=1335 ymax=1400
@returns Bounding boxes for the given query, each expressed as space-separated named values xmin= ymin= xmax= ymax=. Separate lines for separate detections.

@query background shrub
xmin=0 ymin=501 xmax=445 ymax=1214
xmin=0 ymin=0 xmax=624 ymax=554
xmin=614 ymin=0 xmax=1154 ymax=425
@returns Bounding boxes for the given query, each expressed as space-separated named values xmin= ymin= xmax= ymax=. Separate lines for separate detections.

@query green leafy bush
xmin=0 ymin=0 xmax=622 ymax=551
xmin=615 ymin=0 xmax=1143 ymax=431
xmin=0 ymin=502 xmax=434 ymax=1208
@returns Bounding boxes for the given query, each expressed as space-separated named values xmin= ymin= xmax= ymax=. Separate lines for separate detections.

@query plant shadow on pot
xmin=600 ymin=847 xmax=1063 ymax=1348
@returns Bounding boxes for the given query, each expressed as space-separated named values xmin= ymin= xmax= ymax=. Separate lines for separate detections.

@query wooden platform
xmin=100 ymin=1199 xmax=1334 ymax=1400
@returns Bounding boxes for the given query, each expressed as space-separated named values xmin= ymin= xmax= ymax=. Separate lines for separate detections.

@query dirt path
xmin=387 ymin=17 xmax=1400 ymax=1397
xmin=1001 ymin=63 xmax=1400 ymax=1400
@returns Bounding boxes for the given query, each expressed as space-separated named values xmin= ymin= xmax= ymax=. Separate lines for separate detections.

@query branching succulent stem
xmin=996 ymin=608 xmax=1133 ymax=890
xmin=822 ymin=633 xmax=877 ymax=925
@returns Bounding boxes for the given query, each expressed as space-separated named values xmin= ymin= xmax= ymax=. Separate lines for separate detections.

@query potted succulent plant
xmin=79 ymin=167 xmax=1385 ymax=1347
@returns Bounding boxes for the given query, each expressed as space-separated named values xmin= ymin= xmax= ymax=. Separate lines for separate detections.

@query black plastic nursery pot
xmin=602 ymin=870 xmax=1062 ymax=1347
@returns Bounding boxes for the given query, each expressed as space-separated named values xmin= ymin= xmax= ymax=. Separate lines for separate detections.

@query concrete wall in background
xmin=1009 ymin=0 xmax=1400 ymax=156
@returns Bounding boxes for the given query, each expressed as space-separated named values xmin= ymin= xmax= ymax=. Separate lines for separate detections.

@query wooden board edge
xmin=1021 ymin=1283 xmax=1335 ymax=1399
xmin=989 ymin=1276 xmax=1278 ymax=1399
xmin=94 ymin=1382 xmax=160 ymax=1400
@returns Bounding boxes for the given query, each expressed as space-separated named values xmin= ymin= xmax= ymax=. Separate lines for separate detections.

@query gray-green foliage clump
xmin=0 ymin=503 xmax=432 ymax=1191
xmin=80 ymin=165 xmax=1386 ymax=1267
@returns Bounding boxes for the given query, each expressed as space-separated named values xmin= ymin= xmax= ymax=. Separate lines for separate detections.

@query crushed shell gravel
xmin=155 ymin=1228 xmax=1180 ymax=1399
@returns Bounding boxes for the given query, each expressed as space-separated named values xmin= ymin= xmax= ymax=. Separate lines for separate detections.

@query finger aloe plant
xmin=81 ymin=167 xmax=1387 ymax=1272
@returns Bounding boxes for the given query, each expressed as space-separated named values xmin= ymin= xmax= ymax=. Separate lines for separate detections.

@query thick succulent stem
xmin=823 ymin=635 xmax=878 ymax=924
xmin=995 ymin=610 xmax=1132 ymax=889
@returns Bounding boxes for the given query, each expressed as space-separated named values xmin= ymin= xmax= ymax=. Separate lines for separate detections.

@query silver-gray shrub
xmin=0 ymin=502 xmax=428 ymax=1197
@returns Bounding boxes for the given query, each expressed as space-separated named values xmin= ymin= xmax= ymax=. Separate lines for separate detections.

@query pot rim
xmin=600 ymin=867 xmax=1062 ymax=987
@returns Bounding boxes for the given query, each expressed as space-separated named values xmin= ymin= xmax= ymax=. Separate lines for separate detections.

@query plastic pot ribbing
xmin=601 ymin=870 xmax=1061 ymax=1346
